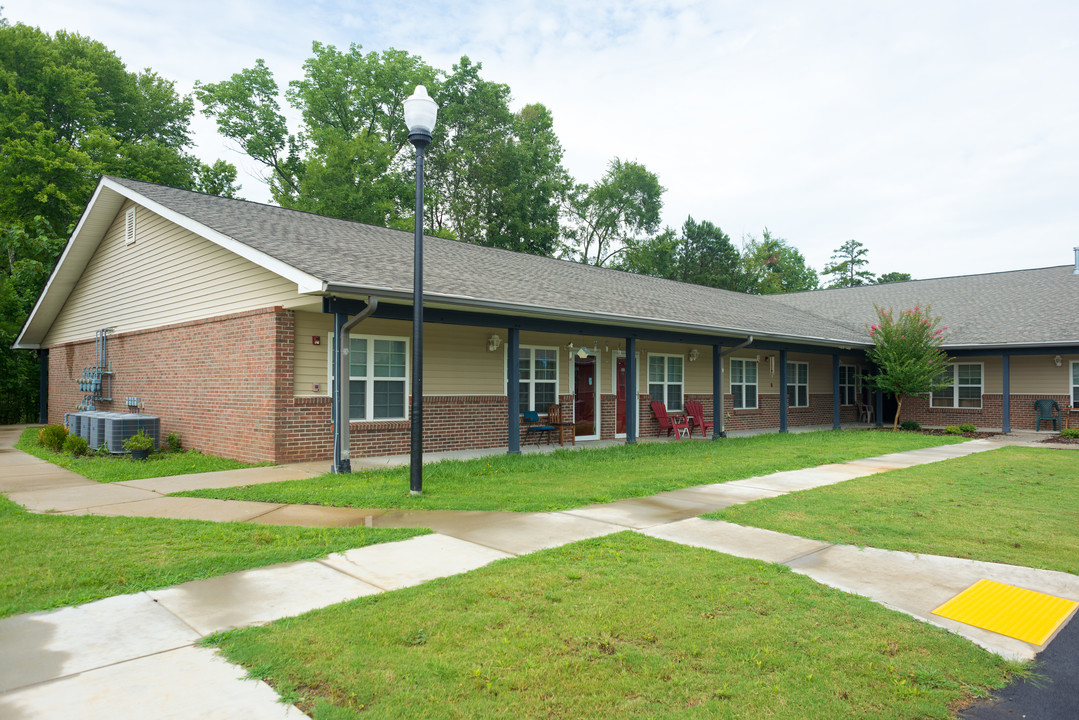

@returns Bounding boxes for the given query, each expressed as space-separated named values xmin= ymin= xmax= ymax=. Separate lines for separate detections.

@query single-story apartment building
xmin=14 ymin=177 xmax=1079 ymax=464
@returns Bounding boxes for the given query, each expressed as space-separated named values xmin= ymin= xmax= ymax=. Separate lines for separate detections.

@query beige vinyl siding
xmin=1009 ymin=355 xmax=1075 ymax=395
xmin=44 ymin=201 xmax=300 ymax=346
xmin=294 ymin=312 xmax=504 ymax=397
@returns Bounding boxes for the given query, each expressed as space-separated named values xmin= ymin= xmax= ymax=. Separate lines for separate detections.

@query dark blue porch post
xmin=331 ymin=311 xmax=348 ymax=473
xmin=779 ymin=350 xmax=788 ymax=432
xmin=712 ymin=343 xmax=724 ymax=439
xmin=625 ymin=338 xmax=637 ymax=444
xmin=832 ymin=353 xmax=841 ymax=430
xmin=1001 ymin=353 xmax=1011 ymax=433
xmin=507 ymin=327 xmax=521 ymax=454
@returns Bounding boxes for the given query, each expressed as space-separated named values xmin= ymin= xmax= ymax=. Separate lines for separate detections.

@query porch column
xmin=507 ymin=327 xmax=521 ymax=454
xmin=331 ymin=311 xmax=349 ymax=473
xmin=779 ymin=349 xmax=788 ymax=433
xmin=832 ymin=352 xmax=841 ymax=430
xmin=625 ymin=337 xmax=637 ymax=444
xmin=712 ymin=343 xmax=724 ymax=439
xmin=1001 ymin=353 xmax=1011 ymax=433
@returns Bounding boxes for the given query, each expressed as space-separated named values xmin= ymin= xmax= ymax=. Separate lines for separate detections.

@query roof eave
xmin=320 ymin=282 xmax=873 ymax=349
xmin=14 ymin=177 xmax=328 ymax=349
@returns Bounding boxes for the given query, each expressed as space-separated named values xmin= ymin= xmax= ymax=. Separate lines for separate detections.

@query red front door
xmin=574 ymin=355 xmax=596 ymax=437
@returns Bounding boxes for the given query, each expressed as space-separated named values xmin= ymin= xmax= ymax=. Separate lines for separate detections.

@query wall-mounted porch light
xmin=1054 ymin=355 xmax=1063 ymax=367
xmin=688 ymin=348 xmax=700 ymax=362
xmin=487 ymin=335 xmax=502 ymax=352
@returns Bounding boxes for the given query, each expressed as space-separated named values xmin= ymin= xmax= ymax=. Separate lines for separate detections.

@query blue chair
xmin=522 ymin=410 xmax=554 ymax=444
xmin=1034 ymin=399 xmax=1060 ymax=431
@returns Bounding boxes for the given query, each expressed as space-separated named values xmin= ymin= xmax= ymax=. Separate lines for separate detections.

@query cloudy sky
xmin=6 ymin=1 xmax=1077 ymax=280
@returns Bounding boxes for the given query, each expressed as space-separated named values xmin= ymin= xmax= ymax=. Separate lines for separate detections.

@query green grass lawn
xmin=0 ymin=495 xmax=426 ymax=618
xmin=179 ymin=430 xmax=965 ymax=512
xmin=710 ymin=446 xmax=1079 ymax=574
xmin=211 ymin=533 xmax=1023 ymax=720
xmin=15 ymin=427 xmax=266 ymax=482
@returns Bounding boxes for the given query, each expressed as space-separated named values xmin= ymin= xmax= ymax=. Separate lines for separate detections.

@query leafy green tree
xmin=620 ymin=216 xmax=746 ymax=291
xmin=198 ymin=49 xmax=570 ymax=254
xmin=863 ymin=305 xmax=952 ymax=430
xmin=876 ymin=271 xmax=913 ymax=284
xmin=823 ymin=239 xmax=875 ymax=287
xmin=563 ymin=158 xmax=664 ymax=266
xmin=0 ymin=17 xmax=238 ymax=421
xmin=740 ymin=230 xmax=819 ymax=294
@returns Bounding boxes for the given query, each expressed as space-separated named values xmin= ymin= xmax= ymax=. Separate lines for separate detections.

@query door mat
xmin=932 ymin=579 xmax=1078 ymax=646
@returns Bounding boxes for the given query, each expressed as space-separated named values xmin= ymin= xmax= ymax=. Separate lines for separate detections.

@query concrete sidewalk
xmin=2 ymin=430 xmax=1076 ymax=718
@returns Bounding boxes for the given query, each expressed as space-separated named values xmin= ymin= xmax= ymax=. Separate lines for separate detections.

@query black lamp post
xmin=403 ymin=85 xmax=438 ymax=495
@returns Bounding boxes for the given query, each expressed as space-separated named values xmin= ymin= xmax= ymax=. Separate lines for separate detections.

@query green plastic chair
xmin=1034 ymin=399 xmax=1061 ymax=431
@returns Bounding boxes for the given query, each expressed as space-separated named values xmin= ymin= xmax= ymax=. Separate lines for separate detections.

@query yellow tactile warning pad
xmin=932 ymin=579 xmax=1079 ymax=646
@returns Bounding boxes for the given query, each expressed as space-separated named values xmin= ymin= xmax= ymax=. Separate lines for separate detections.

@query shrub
xmin=62 ymin=435 xmax=90 ymax=457
xmin=899 ymin=420 xmax=921 ymax=431
xmin=38 ymin=424 xmax=69 ymax=452
xmin=165 ymin=432 xmax=182 ymax=452
xmin=1061 ymin=428 xmax=1079 ymax=439
xmin=122 ymin=430 xmax=155 ymax=452
xmin=958 ymin=423 xmax=977 ymax=433
xmin=943 ymin=425 xmax=963 ymax=435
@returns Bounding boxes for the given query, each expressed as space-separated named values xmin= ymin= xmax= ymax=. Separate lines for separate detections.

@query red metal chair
xmin=683 ymin=400 xmax=713 ymax=438
xmin=650 ymin=401 xmax=690 ymax=439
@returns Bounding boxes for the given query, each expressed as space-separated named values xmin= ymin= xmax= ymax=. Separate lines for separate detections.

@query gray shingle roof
xmin=769 ymin=267 xmax=1079 ymax=348
xmin=109 ymin=177 xmax=866 ymax=346
xmin=106 ymin=177 xmax=1079 ymax=350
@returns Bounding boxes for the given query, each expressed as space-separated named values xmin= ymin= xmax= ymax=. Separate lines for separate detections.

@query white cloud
xmin=5 ymin=0 xmax=1077 ymax=278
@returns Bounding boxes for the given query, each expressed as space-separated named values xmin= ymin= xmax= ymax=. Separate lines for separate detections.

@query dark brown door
xmin=574 ymin=355 xmax=596 ymax=437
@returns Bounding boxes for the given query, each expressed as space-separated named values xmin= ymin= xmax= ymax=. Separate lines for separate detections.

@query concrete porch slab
xmin=0 ymin=593 xmax=199 ymax=694
xmin=641 ymin=518 xmax=832 ymax=564
xmin=375 ymin=509 xmax=623 ymax=555
xmin=0 ymin=645 xmax=304 ymax=720
xmin=66 ymin=496 xmax=285 ymax=523
xmin=786 ymin=544 xmax=1079 ymax=660
xmin=148 ymin=560 xmax=382 ymax=635
xmin=6 ymin=483 xmax=161 ymax=513
xmin=321 ymin=533 xmax=513 ymax=591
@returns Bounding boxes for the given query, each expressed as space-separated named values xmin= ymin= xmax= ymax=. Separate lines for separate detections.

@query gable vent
xmin=125 ymin=207 xmax=136 ymax=245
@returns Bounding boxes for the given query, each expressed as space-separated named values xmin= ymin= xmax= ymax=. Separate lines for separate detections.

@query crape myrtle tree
xmin=863 ymin=305 xmax=952 ymax=430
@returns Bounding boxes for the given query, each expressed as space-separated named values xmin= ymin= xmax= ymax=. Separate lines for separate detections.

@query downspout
xmin=716 ymin=336 xmax=753 ymax=437
xmin=334 ymin=296 xmax=379 ymax=474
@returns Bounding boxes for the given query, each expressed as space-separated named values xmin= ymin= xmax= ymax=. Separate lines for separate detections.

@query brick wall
xmin=48 ymin=307 xmax=288 ymax=463
xmin=902 ymin=394 xmax=1071 ymax=431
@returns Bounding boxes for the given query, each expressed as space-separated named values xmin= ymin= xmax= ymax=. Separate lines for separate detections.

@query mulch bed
xmin=1041 ymin=435 xmax=1079 ymax=445
xmin=868 ymin=428 xmax=1000 ymax=439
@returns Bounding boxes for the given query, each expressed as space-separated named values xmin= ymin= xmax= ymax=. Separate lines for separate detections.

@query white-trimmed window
xmin=839 ymin=365 xmax=858 ymax=406
xmin=648 ymin=354 xmax=684 ymax=411
xmin=730 ymin=358 xmax=758 ymax=410
xmin=931 ymin=363 xmax=983 ymax=409
xmin=786 ymin=361 xmax=809 ymax=408
xmin=329 ymin=334 xmax=409 ymax=421
xmin=518 ymin=346 xmax=558 ymax=413
xmin=1071 ymin=361 xmax=1078 ymax=407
